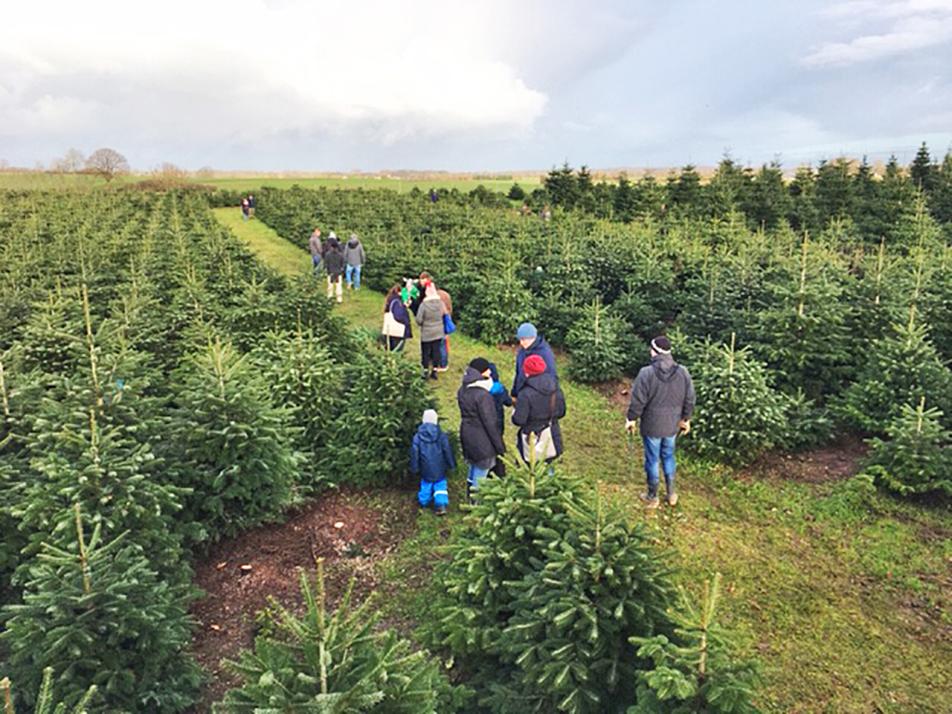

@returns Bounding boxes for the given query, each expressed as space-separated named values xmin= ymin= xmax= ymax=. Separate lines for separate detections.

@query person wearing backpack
xmin=512 ymin=354 xmax=566 ymax=465
xmin=458 ymin=357 xmax=506 ymax=500
xmin=625 ymin=335 xmax=696 ymax=509
xmin=409 ymin=409 xmax=456 ymax=516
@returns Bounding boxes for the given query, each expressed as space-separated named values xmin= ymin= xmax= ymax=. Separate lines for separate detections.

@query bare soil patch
xmin=188 ymin=489 xmax=418 ymax=712
xmin=745 ymin=436 xmax=869 ymax=484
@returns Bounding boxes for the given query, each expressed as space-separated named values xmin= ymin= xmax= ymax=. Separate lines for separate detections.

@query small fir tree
xmin=685 ymin=335 xmax=788 ymax=465
xmin=566 ymin=298 xmax=628 ymax=383
xmin=1 ymin=667 xmax=98 ymax=714
xmin=863 ymin=398 xmax=951 ymax=497
xmin=1 ymin=506 xmax=200 ymax=713
xmin=628 ymin=573 xmax=761 ymax=714
xmin=216 ymin=562 xmax=463 ymax=713
xmin=170 ymin=339 xmax=298 ymax=541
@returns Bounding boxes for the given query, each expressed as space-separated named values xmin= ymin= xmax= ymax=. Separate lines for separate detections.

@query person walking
xmin=512 ymin=322 xmax=558 ymax=401
xmin=323 ymin=235 xmax=345 ymax=303
xmin=308 ymin=228 xmax=323 ymax=274
xmin=240 ymin=197 xmax=250 ymax=221
xmin=420 ymin=272 xmax=453 ymax=371
xmin=247 ymin=194 xmax=256 ymax=218
xmin=409 ymin=409 xmax=456 ymax=516
xmin=625 ymin=335 xmax=696 ymax=508
xmin=382 ymin=284 xmax=412 ymax=352
xmin=343 ymin=233 xmax=366 ymax=290
xmin=458 ymin=357 xmax=506 ymax=500
xmin=415 ymin=282 xmax=446 ymax=380
xmin=512 ymin=354 xmax=566 ymax=466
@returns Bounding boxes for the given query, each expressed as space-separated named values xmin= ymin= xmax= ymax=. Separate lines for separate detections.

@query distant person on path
xmin=343 ymin=233 xmax=366 ymax=290
xmin=415 ymin=282 xmax=446 ymax=380
xmin=625 ymin=335 xmax=696 ymax=509
xmin=512 ymin=322 xmax=558 ymax=401
xmin=247 ymin=194 xmax=256 ymax=218
xmin=420 ymin=271 xmax=453 ymax=371
xmin=308 ymin=228 xmax=323 ymax=273
xmin=429 ymin=188 xmax=439 ymax=203
xmin=382 ymin=284 xmax=412 ymax=352
xmin=409 ymin=409 xmax=456 ymax=516
xmin=240 ymin=197 xmax=250 ymax=221
xmin=512 ymin=354 xmax=566 ymax=465
xmin=458 ymin=357 xmax=506 ymax=500
xmin=323 ymin=234 xmax=345 ymax=303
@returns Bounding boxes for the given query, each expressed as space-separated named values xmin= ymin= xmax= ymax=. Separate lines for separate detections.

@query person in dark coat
xmin=383 ymin=284 xmax=412 ymax=352
xmin=409 ymin=409 xmax=456 ymax=515
xmin=512 ymin=354 xmax=566 ymax=465
xmin=247 ymin=194 xmax=256 ymax=218
xmin=625 ymin=335 xmax=696 ymax=509
xmin=512 ymin=322 xmax=558 ymax=400
xmin=457 ymin=357 xmax=506 ymax=499
xmin=323 ymin=235 xmax=345 ymax=303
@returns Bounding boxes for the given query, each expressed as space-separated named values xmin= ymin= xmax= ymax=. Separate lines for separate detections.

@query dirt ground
xmin=746 ymin=436 xmax=868 ymax=483
xmin=187 ymin=488 xmax=418 ymax=712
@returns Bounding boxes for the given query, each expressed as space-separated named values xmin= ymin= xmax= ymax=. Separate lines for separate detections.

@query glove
xmin=625 ymin=420 xmax=637 ymax=434
xmin=678 ymin=419 xmax=692 ymax=436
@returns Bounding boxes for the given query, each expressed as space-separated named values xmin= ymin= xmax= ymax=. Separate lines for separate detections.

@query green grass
xmin=217 ymin=210 xmax=952 ymax=713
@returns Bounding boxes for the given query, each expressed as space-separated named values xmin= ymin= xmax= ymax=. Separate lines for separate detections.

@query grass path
xmin=215 ymin=208 xmax=952 ymax=713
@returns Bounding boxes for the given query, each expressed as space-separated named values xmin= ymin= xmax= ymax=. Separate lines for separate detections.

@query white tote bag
xmin=382 ymin=304 xmax=406 ymax=338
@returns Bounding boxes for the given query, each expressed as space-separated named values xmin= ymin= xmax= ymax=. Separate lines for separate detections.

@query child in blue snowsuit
xmin=409 ymin=409 xmax=456 ymax=515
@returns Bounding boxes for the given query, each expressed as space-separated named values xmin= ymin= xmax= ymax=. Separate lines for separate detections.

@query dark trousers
xmin=421 ymin=339 xmax=442 ymax=371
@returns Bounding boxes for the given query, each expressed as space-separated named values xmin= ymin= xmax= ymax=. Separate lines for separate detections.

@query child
xmin=409 ymin=409 xmax=456 ymax=515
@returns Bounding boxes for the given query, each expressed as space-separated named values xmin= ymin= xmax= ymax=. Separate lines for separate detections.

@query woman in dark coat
xmin=457 ymin=357 xmax=506 ymax=498
xmin=383 ymin=284 xmax=412 ymax=352
xmin=323 ymin=236 xmax=345 ymax=303
xmin=512 ymin=354 xmax=566 ymax=464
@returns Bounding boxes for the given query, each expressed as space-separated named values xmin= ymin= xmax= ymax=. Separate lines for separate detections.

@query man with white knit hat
xmin=625 ymin=335 xmax=696 ymax=508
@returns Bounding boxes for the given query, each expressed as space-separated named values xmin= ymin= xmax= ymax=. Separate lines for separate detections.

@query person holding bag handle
xmin=382 ymin=284 xmax=412 ymax=352
xmin=512 ymin=354 xmax=566 ymax=465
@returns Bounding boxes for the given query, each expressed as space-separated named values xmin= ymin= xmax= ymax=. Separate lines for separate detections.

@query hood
xmin=651 ymin=354 xmax=679 ymax=382
xmin=525 ymin=372 xmax=558 ymax=395
xmin=526 ymin=335 xmax=547 ymax=353
xmin=347 ymin=238 xmax=360 ymax=248
xmin=416 ymin=422 xmax=441 ymax=443
xmin=462 ymin=367 xmax=493 ymax=390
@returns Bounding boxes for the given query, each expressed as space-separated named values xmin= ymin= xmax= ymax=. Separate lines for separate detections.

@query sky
xmin=2 ymin=0 xmax=952 ymax=172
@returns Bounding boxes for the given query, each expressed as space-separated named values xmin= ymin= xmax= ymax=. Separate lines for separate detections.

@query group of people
xmin=410 ymin=329 xmax=695 ymax=514
xmin=308 ymin=227 xmax=367 ymax=303
xmin=239 ymin=194 xmax=256 ymax=220
xmin=381 ymin=272 xmax=452 ymax=378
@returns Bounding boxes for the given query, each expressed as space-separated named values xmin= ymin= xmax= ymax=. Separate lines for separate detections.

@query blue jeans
xmin=345 ymin=264 xmax=361 ymax=289
xmin=418 ymin=478 xmax=448 ymax=509
xmin=438 ymin=337 xmax=449 ymax=368
xmin=643 ymin=435 xmax=677 ymax=497
xmin=467 ymin=463 xmax=491 ymax=490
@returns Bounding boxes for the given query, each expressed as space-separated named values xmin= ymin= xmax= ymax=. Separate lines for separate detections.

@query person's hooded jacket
xmin=512 ymin=335 xmax=558 ymax=398
xmin=415 ymin=290 xmax=446 ymax=343
xmin=323 ymin=240 xmax=345 ymax=278
xmin=343 ymin=238 xmax=366 ymax=267
xmin=512 ymin=372 xmax=567 ymax=457
xmin=409 ymin=422 xmax=456 ymax=483
xmin=457 ymin=367 xmax=506 ymax=465
xmin=627 ymin=354 xmax=696 ymax=438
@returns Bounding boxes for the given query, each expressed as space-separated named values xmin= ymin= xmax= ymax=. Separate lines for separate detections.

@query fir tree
xmin=668 ymin=165 xmax=706 ymax=220
xmin=614 ymin=174 xmax=639 ymax=223
xmin=838 ymin=308 xmax=952 ymax=435
xmin=684 ymin=335 xmax=788 ymax=465
xmin=745 ymin=162 xmax=790 ymax=231
xmin=814 ymin=158 xmax=854 ymax=226
xmin=909 ymin=141 xmax=938 ymax=193
xmin=863 ymin=398 xmax=950 ymax=497
xmin=628 ymin=573 xmax=761 ymax=714
xmin=636 ymin=175 xmax=667 ymax=220
xmin=930 ymin=150 xmax=952 ymax=223
xmin=465 ymin=251 xmax=537 ymax=345
xmin=566 ymin=298 xmax=628 ymax=383
xmin=787 ymin=165 xmax=819 ymax=234
xmin=1 ymin=667 xmax=98 ymax=714
xmin=216 ymin=562 xmax=462 ymax=713
xmin=170 ymin=339 xmax=298 ymax=541
xmin=866 ymin=397 xmax=952 ymax=496
xmin=1 ymin=506 xmax=201 ymax=713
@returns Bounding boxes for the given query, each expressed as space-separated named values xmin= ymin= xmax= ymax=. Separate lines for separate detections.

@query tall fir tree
xmin=814 ymin=158 xmax=854 ymax=226
xmin=745 ymin=162 xmax=790 ymax=231
xmin=787 ymin=165 xmax=819 ymax=234
xmin=909 ymin=141 xmax=938 ymax=193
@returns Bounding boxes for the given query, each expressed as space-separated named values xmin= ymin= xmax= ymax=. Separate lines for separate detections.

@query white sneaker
xmin=667 ymin=492 xmax=678 ymax=507
xmin=640 ymin=492 xmax=660 ymax=509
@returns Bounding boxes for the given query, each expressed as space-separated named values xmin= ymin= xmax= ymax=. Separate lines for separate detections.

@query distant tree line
xmin=529 ymin=142 xmax=952 ymax=242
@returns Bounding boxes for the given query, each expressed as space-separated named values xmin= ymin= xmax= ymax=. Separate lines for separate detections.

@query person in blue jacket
xmin=512 ymin=322 xmax=558 ymax=401
xmin=409 ymin=409 xmax=456 ymax=515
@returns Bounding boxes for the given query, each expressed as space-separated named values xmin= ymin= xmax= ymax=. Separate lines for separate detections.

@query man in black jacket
xmin=457 ymin=357 xmax=505 ymax=499
xmin=625 ymin=336 xmax=695 ymax=508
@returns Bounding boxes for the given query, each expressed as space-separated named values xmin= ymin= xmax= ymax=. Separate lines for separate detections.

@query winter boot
xmin=640 ymin=492 xmax=660 ymax=509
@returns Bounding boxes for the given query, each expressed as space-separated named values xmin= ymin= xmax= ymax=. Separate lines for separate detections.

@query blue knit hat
xmin=516 ymin=322 xmax=538 ymax=340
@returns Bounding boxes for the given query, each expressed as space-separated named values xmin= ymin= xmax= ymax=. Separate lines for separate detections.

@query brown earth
xmin=745 ymin=436 xmax=869 ymax=483
xmin=187 ymin=488 xmax=419 ymax=712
